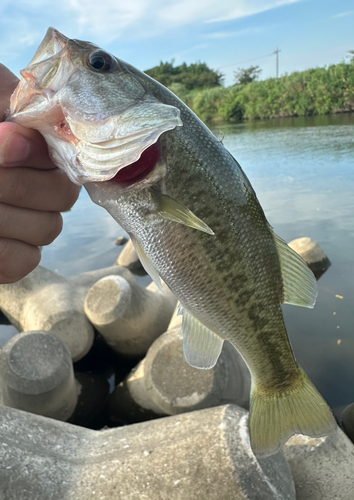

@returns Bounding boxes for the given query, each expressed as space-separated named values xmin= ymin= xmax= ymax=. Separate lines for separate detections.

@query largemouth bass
xmin=7 ymin=28 xmax=336 ymax=457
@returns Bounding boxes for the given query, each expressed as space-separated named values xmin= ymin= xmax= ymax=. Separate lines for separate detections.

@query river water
xmin=1 ymin=113 xmax=354 ymax=415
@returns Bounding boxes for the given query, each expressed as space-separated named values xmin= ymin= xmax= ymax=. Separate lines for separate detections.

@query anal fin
xmin=181 ymin=307 xmax=224 ymax=369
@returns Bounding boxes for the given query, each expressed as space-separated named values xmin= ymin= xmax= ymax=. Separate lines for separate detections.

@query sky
xmin=1 ymin=0 xmax=353 ymax=87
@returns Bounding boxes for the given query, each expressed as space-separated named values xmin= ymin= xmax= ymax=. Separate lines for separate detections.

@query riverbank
xmin=169 ymin=62 xmax=354 ymax=123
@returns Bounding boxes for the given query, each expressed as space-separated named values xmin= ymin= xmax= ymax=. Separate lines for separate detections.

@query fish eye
xmin=87 ymin=51 xmax=114 ymax=72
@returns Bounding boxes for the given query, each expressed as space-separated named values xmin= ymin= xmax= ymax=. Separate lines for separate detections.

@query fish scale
xmin=7 ymin=27 xmax=336 ymax=457
xmin=110 ymin=129 xmax=302 ymax=391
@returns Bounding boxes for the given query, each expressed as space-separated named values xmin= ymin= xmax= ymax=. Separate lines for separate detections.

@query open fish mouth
xmin=7 ymin=27 xmax=182 ymax=185
xmin=9 ymin=29 xmax=74 ymax=117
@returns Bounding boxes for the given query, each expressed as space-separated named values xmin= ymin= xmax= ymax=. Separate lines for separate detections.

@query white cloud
xmin=1 ymin=0 xmax=301 ymax=43
xmin=331 ymin=11 xmax=354 ymax=19
xmin=171 ymin=43 xmax=210 ymax=63
xmin=0 ymin=0 xmax=301 ymax=70
xmin=66 ymin=0 xmax=148 ymax=37
xmin=159 ymin=0 xmax=300 ymax=25
xmin=204 ymin=27 xmax=265 ymax=39
xmin=175 ymin=43 xmax=210 ymax=54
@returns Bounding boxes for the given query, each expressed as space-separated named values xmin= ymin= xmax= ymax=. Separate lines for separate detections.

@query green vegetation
xmin=145 ymin=61 xmax=223 ymax=90
xmin=234 ymin=65 xmax=262 ymax=85
xmin=148 ymin=62 xmax=354 ymax=123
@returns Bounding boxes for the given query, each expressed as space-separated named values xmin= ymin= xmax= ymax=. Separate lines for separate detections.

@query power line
xmin=218 ymin=51 xmax=275 ymax=69
xmin=218 ymin=48 xmax=281 ymax=79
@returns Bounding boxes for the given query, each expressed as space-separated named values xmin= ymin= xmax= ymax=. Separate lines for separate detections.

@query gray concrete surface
xmin=341 ymin=402 xmax=354 ymax=443
xmin=0 ymin=331 xmax=77 ymax=421
xmin=284 ymin=428 xmax=354 ymax=499
xmin=0 ymin=404 xmax=295 ymax=500
xmin=116 ymin=238 xmax=145 ymax=273
xmin=115 ymin=236 xmax=129 ymax=246
xmin=84 ymin=276 xmax=177 ymax=357
xmin=109 ymin=325 xmax=251 ymax=423
xmin=0 ymin=265 xmax=136 ymax=361
xmin=288 ymin=237 xmax=331 ymax=279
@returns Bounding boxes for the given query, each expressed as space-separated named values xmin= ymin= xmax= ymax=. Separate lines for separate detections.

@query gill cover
xmin=8 ymin=28 xmax=182 ymax=184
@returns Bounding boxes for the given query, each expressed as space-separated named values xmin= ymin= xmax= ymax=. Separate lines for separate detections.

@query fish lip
xmin=9 ymin=28 xmax=73 ymax=118
xmin=35 ymin=27 xmax=69 ymax=61
xmin=10 ymin=92 xmax=48 ymax=117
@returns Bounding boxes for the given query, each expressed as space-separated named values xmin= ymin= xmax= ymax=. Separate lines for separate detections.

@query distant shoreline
xmin=168 ymin=62 xmax=354 ymax=123
xmin=209 ymin=108 xmax=354 ymax=125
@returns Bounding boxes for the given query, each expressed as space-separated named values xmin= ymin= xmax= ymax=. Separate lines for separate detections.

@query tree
xmin=145 ymin=61 xmax=223 ymax=90
xmin=347 ymin=50 xmax=354 ymax=63
xmin=234 ymin=65 xmax=262 ymax=85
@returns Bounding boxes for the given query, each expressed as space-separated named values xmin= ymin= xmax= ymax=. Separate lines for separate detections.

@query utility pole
xmin=274 ymin=47 xmax=281 ymax=78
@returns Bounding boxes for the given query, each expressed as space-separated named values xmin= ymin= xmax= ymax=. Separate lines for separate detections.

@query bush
xmin=166 ymin=62 xmax=354 ymax=123
xmin=235 ymin=63 xmax=354 ymax=120
xmin=145 ymin=61 xmax=223 ymax=90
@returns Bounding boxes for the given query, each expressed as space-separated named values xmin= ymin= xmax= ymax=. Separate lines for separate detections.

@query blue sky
xmin=1 ymin=0 xmax=353 ymax=86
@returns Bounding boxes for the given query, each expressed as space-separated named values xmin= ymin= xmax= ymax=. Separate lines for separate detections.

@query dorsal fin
xmin=271 ymin=228 xmax=318 ymax=308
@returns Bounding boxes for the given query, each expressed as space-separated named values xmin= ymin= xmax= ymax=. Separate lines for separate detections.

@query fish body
xmin=8 ymin=28 xmax=336 ymax=457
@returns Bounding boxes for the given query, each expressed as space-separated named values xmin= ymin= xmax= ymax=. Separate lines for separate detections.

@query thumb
xmin=0 ymin=64 xmax=55 ymax=170
xmin=0 ymin=121 xmax=56 ymax=170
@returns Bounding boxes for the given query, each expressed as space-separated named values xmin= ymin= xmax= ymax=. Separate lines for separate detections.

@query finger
xmin=0 ymin=166 xmax=80 ymax=212
xmin=0 ymin=64 xmax=19 ymax=121
xmin=0 ymin=122 xmax=56 ymax=170
xmin=0 ymin=202 xmax=63 ymax=247
xmin=0 ymin=238 xmax=41 ymax=284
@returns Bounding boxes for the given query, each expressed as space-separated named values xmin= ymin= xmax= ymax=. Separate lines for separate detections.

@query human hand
xmin=0 ymin=64 xmax=80 ymax=284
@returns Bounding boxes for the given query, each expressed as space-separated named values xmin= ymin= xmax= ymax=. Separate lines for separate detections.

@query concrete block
xmin=115 ymin=235 xmax=128 ymax=246
xmin=84 ymin=276 xmax=177 ymax=357
xmin=116 ymin=238 xmax=145 ymax=273
xmin=0 ymin=265 xmax=136 ymax=361
xmin=168 ymin=302 xmax=182 ymax=330
xmin=109 ymin=326 xmax=251 ymax=424
xmin=0 ymin=404 xmax=295 ymax=500
xmin=0 ymin=331 xmax=77 ymax=421
xmin=284 ymin=428 xmax=354 ymax=499
xmin=341 ymin=402 xmax=354 ymax=443
xmin=288 ymin=237 xmax=331 ymax=279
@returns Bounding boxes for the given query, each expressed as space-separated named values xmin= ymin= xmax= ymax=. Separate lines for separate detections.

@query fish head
xmin=8 ymin=28 xmax=182 ymax=184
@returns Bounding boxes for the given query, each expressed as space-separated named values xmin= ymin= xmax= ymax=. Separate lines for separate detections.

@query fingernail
xmin=0 ymin=133 xmax=31 ymax=165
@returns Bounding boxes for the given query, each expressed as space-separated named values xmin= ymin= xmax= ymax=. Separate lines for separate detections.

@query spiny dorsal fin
xmin=180 ymin=307 xmax=224 ymax=369
xmin=153 ymin=191 xmax=214 ymax=235
xmin=271 ymin=229 xmax=318 ymax=308
xmin=130 ymin=236 xmax=163 ymax=292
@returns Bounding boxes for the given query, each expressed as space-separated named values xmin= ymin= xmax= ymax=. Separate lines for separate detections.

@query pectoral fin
xmin=153 ymin=192 xmax=214 ymax=235
xmin=271 ymin=227 xmax=318 ymax=308
xmin=130 ymin=236 xmax=163 ymax=292
xmin=180 ymin=307 xmax=224 ymax=369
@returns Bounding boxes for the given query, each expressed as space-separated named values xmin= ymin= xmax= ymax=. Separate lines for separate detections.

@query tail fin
xmin=250 ymin=367 xmax=337 ymax=458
